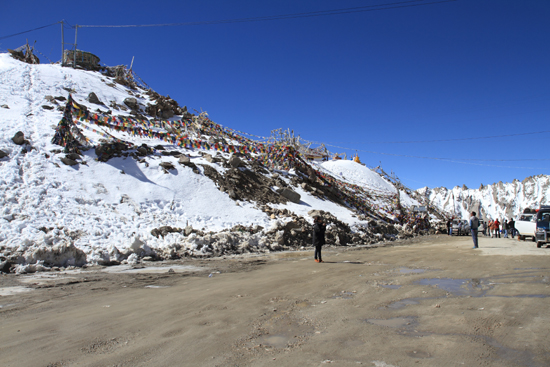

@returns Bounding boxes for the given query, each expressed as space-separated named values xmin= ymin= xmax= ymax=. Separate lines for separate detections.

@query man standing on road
xmin=509 ymin=219 xmax=516 ymax=239
xmin=313 ymin=216 xmax=326 ymax=263
xmin=470 ymin=211 xmax=480 ymax=249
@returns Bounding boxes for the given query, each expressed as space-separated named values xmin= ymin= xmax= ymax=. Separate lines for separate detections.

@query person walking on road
xmin=470 ymin=211 xmax=480 ymax=248
xmin=312 ymin=216 xmax=326 ymax=263
xmin=446 ymin=219 xmax=452 ymax=236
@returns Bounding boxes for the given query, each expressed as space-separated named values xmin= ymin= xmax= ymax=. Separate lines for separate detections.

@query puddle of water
xmin=256 ymin=314 xmax=314 ymax=348
xmin=365 ymin=317 xmax=415 ymax=328
xmin=332 ymin=291 xmax=356 ymax=299
xmin=101 ymin=265 xmax=203 ymax=274
xmin=385 ymin=298 xmax=420 ymax=309
xmin=381 ymin=298 xmax=420 ymax=310
xmin=381 ymin=284 xmax=402 ymax=289
xmin=257 ymin=334 xmax=292 ymax=348
xmin=406 ymin=350 xmax=431 ymax=359
xmin=415 ymin=278 xmax=491 ymax=297
xmin=18 ymin=273 xmax=79 ymax=285
xmin=0 ymin=303 xmax=17 ymax=309
xmin=0 ymin=286 xmax=33 ymax=296
xmin=399 ymin=268 xmax=427 ymax=274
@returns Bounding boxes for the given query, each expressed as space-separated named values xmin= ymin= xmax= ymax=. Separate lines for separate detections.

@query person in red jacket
xmin=493 ymin=219 xmax=501 ymax=238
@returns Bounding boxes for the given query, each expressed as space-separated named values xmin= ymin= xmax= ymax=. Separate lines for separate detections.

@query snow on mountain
xmin=417 ymin=175 xmax=550 ymax=221
xmin=1 ymin=53 xmax=428 ymax=272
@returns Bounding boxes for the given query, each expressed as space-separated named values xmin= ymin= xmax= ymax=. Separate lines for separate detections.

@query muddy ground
xmin=0 ymin=234 xmax=549 ymax=367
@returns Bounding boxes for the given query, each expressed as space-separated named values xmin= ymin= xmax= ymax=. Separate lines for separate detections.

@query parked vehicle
xmin=515 ymin=209 xmax=537 ymax=241
xmin=535 ymin=205 xmax=550 ymax=248
xmin=478 ymin=220 xmax=486 ymax=235
xmin=452 ymin=219 xmax=470 ymax=236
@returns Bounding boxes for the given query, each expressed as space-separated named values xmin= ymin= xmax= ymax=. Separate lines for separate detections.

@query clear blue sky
xmin=2 ymin=0 xmax=549 ymax=189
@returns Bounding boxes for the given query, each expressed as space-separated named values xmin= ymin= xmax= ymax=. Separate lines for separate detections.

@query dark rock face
xmin=0 ymin=150 xmax=8 ymax=159
xmin=200 ymin=165 xmax=288 ymax=205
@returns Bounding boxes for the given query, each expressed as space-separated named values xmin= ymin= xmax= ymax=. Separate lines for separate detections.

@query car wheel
xmin=518 ymin=235 xmax=523 ymax=241
xmin=537 ymin=242 xmax=542 ymax=248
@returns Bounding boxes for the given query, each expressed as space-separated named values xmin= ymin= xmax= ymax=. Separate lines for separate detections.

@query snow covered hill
xmin=0 ymin=53 xmax=427 ymax=272
xmin=417 ymin=175 xmax=550 ymax=221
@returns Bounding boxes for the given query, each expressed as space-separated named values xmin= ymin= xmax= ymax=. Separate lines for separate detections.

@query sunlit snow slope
xmin=0 ymin=53 xmax=411 ymax=266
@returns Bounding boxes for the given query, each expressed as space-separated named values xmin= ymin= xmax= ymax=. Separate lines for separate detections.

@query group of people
xmin=312 ymin=211 xmax=519 ymax=261
xmin=486 ymin=218 xmax=516 ymax=238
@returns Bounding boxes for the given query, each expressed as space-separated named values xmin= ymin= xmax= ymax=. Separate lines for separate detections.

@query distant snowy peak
xmin=418 ymin=174 xmax=550 ymax=220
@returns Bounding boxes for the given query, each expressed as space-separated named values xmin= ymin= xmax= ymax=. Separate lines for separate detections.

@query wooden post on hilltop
xmin=61 ymin=21 xmax=64 ymax=66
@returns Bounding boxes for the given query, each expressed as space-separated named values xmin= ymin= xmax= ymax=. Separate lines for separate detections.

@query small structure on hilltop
xmin=63 ymin=49 xmax=101 ymax=70
xmin=8 ymin=42 xmax=39 ymax=64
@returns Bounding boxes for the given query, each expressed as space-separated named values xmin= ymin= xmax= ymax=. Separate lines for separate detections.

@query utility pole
xmin=73 ymin=25 xmax=78 ymax=68
xmin=61 ymin=21 xmax=64 ymax=65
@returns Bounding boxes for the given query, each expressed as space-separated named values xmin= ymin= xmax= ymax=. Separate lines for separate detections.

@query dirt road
xmin=1 ymin=235 xmax=549 ymax=367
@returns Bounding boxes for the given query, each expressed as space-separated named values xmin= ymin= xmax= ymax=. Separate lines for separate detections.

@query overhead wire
xmin=78 ymin=0 xmax=458 ymax=28
xmin=310 ymin=142 xmax=549 ymax=169
xmin=0 ymin=21 xmax=61 ymax=41
xmin=314 ymin=130 xmax=550 ymax=145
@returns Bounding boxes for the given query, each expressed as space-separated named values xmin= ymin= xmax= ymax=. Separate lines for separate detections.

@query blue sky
xmin=2 ymin=0 xmax=549 ymax=189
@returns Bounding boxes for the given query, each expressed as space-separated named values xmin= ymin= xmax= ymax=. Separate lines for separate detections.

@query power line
xmin=0 ymin=21 xmax=61 ymax=41
xmin=305 ymin=141 xmax=549 ymax=168
xmin=317 ymin=130 xmax=550 ymax=145
xmin=78 ymin=0 xmax=458 ymax=28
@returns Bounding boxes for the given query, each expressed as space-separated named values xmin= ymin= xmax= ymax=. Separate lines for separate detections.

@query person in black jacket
xmin=312 ymin=216 xmax=326 ymax=263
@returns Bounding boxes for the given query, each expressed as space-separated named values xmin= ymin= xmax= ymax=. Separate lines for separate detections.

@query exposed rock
xmin=123 ymin=97 xmax=138 ymax=110
xmin=1 ymin=104 xmax=9 ymax=109
xmin=61 ymin=157 xmax=78 ymax=166
xmin=0 ymin=150 xmax=8 ymax=159
xmin=0 ymin=260 xmax=12 ymax=273
xmin=161 ymin=109 xmax=174 ymax=119
xmin=12 ymin=131 xmax=27 ymax=145
xmin=137 ymin=146 xmax=149 ymax=156
xmin=95 ymin=142 xmax=130 ymax=162
xmin=229 ymin=155 xmax=245 ymax=168
xmin=161 ymin=151 xmax=181 ymax=157
xmin=151 ymin=226 xmax=182 ymax=238
xmin=159 ymin=162 xmax=175 ymax=170
xmin=184 ymin=225 xmax=194 ymax=236
xmin=178 ymin=155 xmax=191 ymax=164
xmin=42 ymin=105 xmax=54 ymax=110
xmin=87 ymin=92 xmax=102 ymax=104
xmin=278 ymin=188 xmax=301 ymax=204
xmin=200 ymin=165 xmax=287 ymax=205
xmin=65 ymin=152 xmax=81 ymax=161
